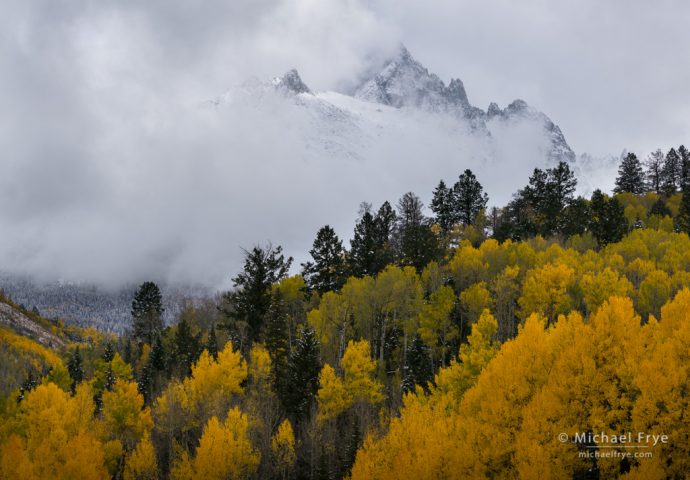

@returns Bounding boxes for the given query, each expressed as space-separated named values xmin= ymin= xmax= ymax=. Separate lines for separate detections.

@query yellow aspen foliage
xmin=340 ymin=340 xmax=384 ymax=405
xmin=317 ymin=364 xmax=350 ymax=422
xmin=459 ymin=282 xmax=492 ymax=326
xmin=518 ymin=263 xmax=575 ymax=324
xmin=637 ymin=269 xmax=671 ymax=319
xmin=271 ymin=418 xmax=296 ymax=476
xmin=123 ymin=434 xmax=158 ymax=480
xmin=248 ymin=343 xmax=272 ymax=387
xmin=628 ymin=289 xmax=690 ymax=477
xmin=172 ymin=408 xmax=259 ymax=480
xmin=580 ymin=267 xmax=634 ymax=315
xmin=417 ymin=285 xmax=457 ymax=364
xmin=0 ymin=382 xmax=110 ymax=480
xmin=449 ymin=244 xmax=487 ymax=292
xmin=432 ymin=309 xmax=499 ymax=404
xmin=101 ymin=380 xmax=153 ymax=452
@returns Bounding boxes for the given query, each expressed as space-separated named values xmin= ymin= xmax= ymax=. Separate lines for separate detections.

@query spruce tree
xmin=349 ymin=202 xmax=396 ymax=277
xmin=207 ymin=324 xmax=219 ymax=360
xmin=661 ymin=148 xmax=682 ymax=195
xmin=679 ymin=145 xmax=690 ymax=187
xmin=677 ymin=165 xmax=690 ymax=234
xmin=401 ymin=334 xmax=434 ymax=394
xmin=174 ymin=317 xmax=197 ymax=377
xmin=645 ymin=149 xmax=665 ymax=193
xmin=301 ymin=225 xmax=348 ymax=294
xmin=523 ymin=162 xmax=577 ymax=236
xmin=614 ymin=152 xmax=645 ymax=194
xmin=102 ymin=341 xmax=115 ymax=363
xmin=284 ymin=326 xmax=321 ymax=424
xmin=264 ymin=291 xmax=291 ymax=404
xmin=222 ymin=244 xmax=292 ymax=343
xmin=589 ymin=190 xmax=628 ymax=246
xmin=430 ymin=180 xmax=455 ymax=233
xmin=131 ymin=281 xmax=164 ymax=345
xmin=67 ymin=347 xmax=84 ymax=394
xmin=452 ymin=169 xmax=488 ymax=225
xmin=393 ymin=192 xmax=439 ymax=271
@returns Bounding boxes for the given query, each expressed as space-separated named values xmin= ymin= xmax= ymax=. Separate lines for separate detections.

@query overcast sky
xmin=1 ymin=0 xmax=689 ymax=288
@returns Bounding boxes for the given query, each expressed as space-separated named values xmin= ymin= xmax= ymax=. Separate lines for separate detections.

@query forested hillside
xmin=2 ymin=146 xmax=690 ymax=479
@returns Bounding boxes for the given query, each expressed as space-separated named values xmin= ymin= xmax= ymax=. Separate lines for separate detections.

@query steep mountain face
xmin=218 ymin=45 xmax=575 ymax=167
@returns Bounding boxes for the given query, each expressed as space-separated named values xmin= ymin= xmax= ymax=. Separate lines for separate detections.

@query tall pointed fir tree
xmin=393 ymin=192 xmax=439 ymax=271
xmin=301 ymin=225 xmax=348 ymax=294
xmin=207 ymin=324 xmax=219 ymax=360
xmin=430 ymin=180 xmax=455 ymax=233
xmin=348 ymin=202 xmax=396 ymax=277
xmin=222 ymin=244 xmax=292 ymax=345
xmin=264 ymin=291 xmax=291 ymax=406
xmin=645 ymin=149 xmax=665 ymax=194
xmin=677 ymin=152 xmax=690 ymax=234
xmin=661 ymin=148 xmax=682 ymax=195
xmin=522 ymin=162 xmax=577 ymax=236
xmin=284 ymin=326 xmax=321 ymax=424
xmin=614 ymin=152 xmax=645 ymax=194
xmin=67 ymin=346 xmax=84 ymax=394
xmin=131 ymin=281 xmax=164 ymax=345
xmin=174 ymin=316 xmax=198 ymax=378
xmin=401 ymin=334 xmax=434 ymax=394
xmin=452 ymin=169 xmax=489 ymax=225
xmin=679 ymin=145 xmax=690 ymax=186
xmin=589 ymin=190 xmax=628 ymax=246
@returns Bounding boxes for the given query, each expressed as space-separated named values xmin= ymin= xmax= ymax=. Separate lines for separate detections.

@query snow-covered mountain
xmin=211 ymin=45 xmax=575 ymax=170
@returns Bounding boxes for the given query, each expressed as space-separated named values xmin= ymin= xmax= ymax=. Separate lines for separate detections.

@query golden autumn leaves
xmin=350 ymin=293 xmax=690 ymax=479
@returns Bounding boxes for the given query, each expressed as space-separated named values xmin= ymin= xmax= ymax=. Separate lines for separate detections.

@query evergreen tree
xmin=676 ymin=169 xmax=690 ymax=234
xmin=174 ymin=317 xmax=197 ymax=378
xmin=349 ymin=202 xmax=396 ymax=277
xmin=131 ymin=281 xmax=164 ymax=345
xmin=560 ymin=197 xmax=591 ymax=237
xmin=650 ymin=198 xmax=671 ymax=218
xmin=393 ymin=192 xmax=439 ymax=271
xmin=264 ymin=291 xmax=291 ymax=406
xmin=589 ymin=190 xmax=628 ymax=246
xmin=207 ymin=324 xmax=219 ymax=361
xmin=222 ymin=244 xmax=292 ymax=344
xmin=150 ymin=334 xmax=167 ymax=373
xmin=284 ymin=326 xmax=321 ymax=424
xmin=644 ymin=149 xmax=665 ymax=193
xmin=430 ymin=180 xmax=455 ymax=233
xmin=452 ymin=169 xmax=489 ymax=225
xmin=661 ymin=148 xmax=682 ymax=195
xmin=679 ymin=145 xmax=690 ymax=187
xmin=67 ymin=347 xmax=84 ymax=394
xmin=301 ymin=225 xmax=348 ymax=294
xmin=523 ymin=162 xmax=577 ymax=236
xmin=493 ymin=191 xmax=536 ymax=242
xmin=102 ymin=341 xmax=115 ymax=363
xmin=614 ymin=152 xmax=645 ymax=194
xmin=104 ymin=364 xmax=116 ymax=392
xmin=401 ymin=334 xmax=434 ymax=394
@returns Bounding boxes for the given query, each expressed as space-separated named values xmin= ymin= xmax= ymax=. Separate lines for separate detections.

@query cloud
xmin=0 ymin=0 xmax=687 ymax=290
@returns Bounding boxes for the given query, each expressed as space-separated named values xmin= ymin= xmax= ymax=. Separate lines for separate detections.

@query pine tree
xmin=523 ymin=162 xmax=577 ymax=236
xmin=661 ymin=148 xmax=682 ymax=195
xmin=207 ymin=324 xmax=219 ymax=360
xmin=102 ymin=342 xmax=115 ymax=363
xmin=677 ymin=175 xmax=690 ymax=234
xmin=430 ymin=180 xmax=455 ymax=233
xmin=174 ymin=317 xmax=197 ymax=378
xmin=679 ymin=145 xmax=690 ymax=187
xmin=645 ymin=149 xmax=665 ymax=193
xmin=401 ymin=334 xmax=434 ymax=394
xmin=349 ymin=202 xmax=396 ymax=277
xmin=264 ymin=291 xmax=291 ymax=404
xmin=131 ymin=281 xmax=164 ymax=345
xmin=150 ymin=334 xmax=167 ymax=373
xmin=222 ymin=244 xmax=293 ymax=343
xmin=67 ymin=347 xmax=84 ymax=394
xmin=589 ymin=190 xmax=628 ymax=246
xmin=301 ymin=225 xmax=348 ymax=294
xmin=393 ymin=192 xmax=439 ymax=271
xmin=452 ymin=169 xmax=488 ymax=225
xmin=104 ymin=364 xmax=116 ymax=392
xmin=614 ymin=152 xmax=645 ymax=194
xmin=284 ymin=326 xmax=321 ymax=424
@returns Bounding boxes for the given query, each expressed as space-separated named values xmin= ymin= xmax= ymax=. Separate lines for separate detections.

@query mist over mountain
xmin=1 ymin=43 xmax=621 ymax=325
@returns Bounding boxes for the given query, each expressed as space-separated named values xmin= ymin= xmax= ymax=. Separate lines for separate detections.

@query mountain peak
xmin=273 ymin=69 xmax=311 ymax=95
